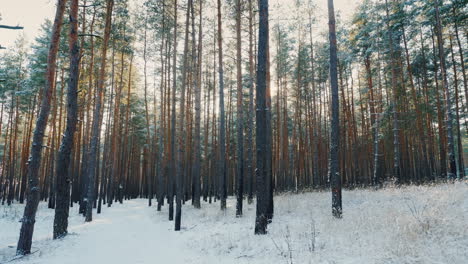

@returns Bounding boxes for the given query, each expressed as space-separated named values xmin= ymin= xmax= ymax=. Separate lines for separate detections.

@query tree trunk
xmin=217 ymin=0 xmax=227 ymax=211
xmin=142 ymin=13 xmax=152 ymax=207
xmin=385 ymin=0 xmax=401 ymax=184
xmin=16 ymin=0 xmax=67 ymax=255
xmin=449 ymin=35 xmax=464 ymax=177
xmin=192 ymin=0 xmax=202 ymax=209
xmin=169 ymin=0 xmax=178 ymax=221
xmin=254 ymin=0 xmax=272 ymax=234
xmin=235 ymin=0 xmax=244 ymax=217
xmin=452 ymin=7 xmax=467 ymax=135
xmin=53 ymin=0 xmax=80 ymax=239
xmin=85 ymin=0 xmax=114 ymax=222
xmin=156 ymin=0 xmax=167 ymax=211
xmin=246 ymin=0 xmax=255 ymax=204
xmin=434 ymin=0 xmax=457 ymax=179
xmin=328 ymin=0 xmax=341 ymax=218
xmin=175 ymin=0 xmax=192 ymax=231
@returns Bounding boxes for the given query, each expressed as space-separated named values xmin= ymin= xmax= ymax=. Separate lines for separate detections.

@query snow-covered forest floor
xmin=1 ymin=182 xmax=467 ymax=264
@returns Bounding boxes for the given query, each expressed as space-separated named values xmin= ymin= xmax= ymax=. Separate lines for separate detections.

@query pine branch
xmin=79 ymin=3 xmax=100 ymax=8
xmin=0 ymin=25 xmax=24 ymax=30
xmin=79 ymin=33 xmax=102 ymax=39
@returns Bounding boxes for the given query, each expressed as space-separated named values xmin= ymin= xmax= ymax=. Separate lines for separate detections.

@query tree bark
xmin=85 ymin=0 xmax=114 ymax=222
xmin=175 ymin=0 xmax=192 ymax=231
xmin=328 ymin=0 xmax=341 ymax=218
xmin=449 ymin=35 xmax=464 ymax=177
xmin=235 ymin=0 xmax=244 ymax=217
xmin=192 ymin=0 xmax=203 ymax=209
xmin=246 ymin=0 xmax=255 ymax=204
xmin=254 ymin=0 xmax=272 ymax=234
xmin=169 ymin=0 xmax=178 ymax=221
xmin=385 ymin=0 xmax=401 ymax=184
xmin=217 ymin=0 xmax=227 ymax=211
xmin=16 ymin=0 xmax=67 ymax=255
xmin=434 ymin=0 xmax=457 ymax=179
xmin=53 ymin=0 xmax=80 ymax=239
xmin=142 ymin=13 xmax=152 ymax=207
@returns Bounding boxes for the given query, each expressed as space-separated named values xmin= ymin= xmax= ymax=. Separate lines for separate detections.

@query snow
xmin=1 ymin=182 xmax=467 ymax=264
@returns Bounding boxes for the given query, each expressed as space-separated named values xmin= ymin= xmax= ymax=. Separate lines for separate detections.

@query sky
xmin=0 ymin=0 xmax=360 ymax=49
xmin=0 ymin=0 xmax=56 ymax=48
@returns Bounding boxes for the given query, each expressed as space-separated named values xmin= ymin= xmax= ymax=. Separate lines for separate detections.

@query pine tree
xmin=53 ymin=0 xmax=80 ymax=239
xmin=254 ymin=0 xmax=272 ymax=235
xmin=16 ymin=0 xmax=67 ymax=255
xmin=328 ymin=0 xmax=342 ymax=218
xmin=235 ymin=0 xmax=244 ymax=217
xmin=85 ymin=0 xmax=114 ymax=222
xmin=217 ymin=0 xmax=227 ymax=211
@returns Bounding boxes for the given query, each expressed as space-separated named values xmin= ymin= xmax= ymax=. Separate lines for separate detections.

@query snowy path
xmin=41 ymin=201 xmax=191 ymax=264
xmin=0 ymin=200 xmax=211 ymax=264
xmin=1 ymin=182 xmax=468 ymax=264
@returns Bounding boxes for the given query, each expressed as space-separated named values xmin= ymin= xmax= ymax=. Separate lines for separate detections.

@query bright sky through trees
xmin=0 ymin=0 xmax=360 ymax=48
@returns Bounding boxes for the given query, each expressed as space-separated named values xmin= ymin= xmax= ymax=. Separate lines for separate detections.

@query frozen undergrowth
xmin=1 ymin=181 xmax=467 ymax=264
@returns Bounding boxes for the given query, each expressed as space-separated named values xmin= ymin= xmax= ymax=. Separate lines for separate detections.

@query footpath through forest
xmin=1 ymin=199 xmax=197 ymax=263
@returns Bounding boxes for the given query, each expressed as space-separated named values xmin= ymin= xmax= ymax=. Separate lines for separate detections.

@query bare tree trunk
xmin=449 ymin=35 xmax=464 ymax=177
xmin=20 ymin=97 xmax=36 ymax=204
xmin=431 ymin=27 xmax=447 ymax=178
xmin=246 ymin=0 xmax=255 ymax=204
xmin=192 ymin=0 xmax=203 ymax=209
xmin=7 ymin=91 xmax=19 ymax=206
xmin=385 ymin=0 xmax=401 ymax=184
xmin=235 ymin=0 xmax=244 ymax=217
xmin=328 ymin=0 xmax=341 ymax=218
xmin=217 ymin=0 xmax=227 ymax=210
xmin=109 ymin=29 xmax=127 ymax=207
xmin=434 ymin=0 xmax=457 ymax=179
xmin=16 ymin=0 xmax=67 ymax=255
xmin=175 ymin=0 xmax=192 ymax=231
xmin=254 ymin=0 xmax=272 ymax=234
xmin=85 ymin=0 xmax=114 ymax=222
xmin=452 ymin=8 xmax=467 ymax=135
xmin=157 ymin=0 xmax=167 ymax=211
xmin=53 ymin=0 xmax=80 ymax=238
xmin=142 ymin=14 xmax=153 ymax=207
xmin=169 ymin=0 xmax=178 ymax=221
